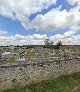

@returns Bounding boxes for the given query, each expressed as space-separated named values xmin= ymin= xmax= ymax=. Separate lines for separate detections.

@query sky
xmin=0 ymin=0 xmax=80 ymax=46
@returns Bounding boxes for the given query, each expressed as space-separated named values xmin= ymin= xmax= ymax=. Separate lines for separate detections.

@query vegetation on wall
xmin=3 ymin=71 xmax=80 ymax=92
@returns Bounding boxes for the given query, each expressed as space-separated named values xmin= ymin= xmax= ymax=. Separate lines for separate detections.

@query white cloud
xmin=66 ymin=0 xmax=80 ymax=6
xmin=0 ymin=0 xmax=57 ymax=28
xmin=50 ymin=24 xmax=80 ymax=45
xmin=0 ymin=33 xmax=80 ymax=46
xmin=0 ymin=0 xmax=80 ymax=34
xmin=31 ymin=6 xmax=80 ymax=32
xmin=63 ymin=25 xmax=80 ymax=38
xmin=0 ymin=34 xmax=48 ymax=46
xmin=0 ymin=31 xmax=7 ymax=35
xmin=0 ymin=0 xmax=80 ymax=45
xmin=62 ymin=36 xmax=80 ymax=45
xmin=50 ymin=34 xmax=80 ymax=45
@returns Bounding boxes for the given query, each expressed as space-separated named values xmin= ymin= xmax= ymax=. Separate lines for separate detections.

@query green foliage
xmin=0 ymin=53 xmax=2 ymax=58
xmin=55 ymin=41 xmax=62 ymax=49
xmin=3 ymin=72 xmax=80 ymax=92
xmin=57 ymin=41 xmax=62 ymax=46
xmin=6 ymin=58 xmax=16 ymax=63
xmin=44 ymin=39 xmax=53 ymax=47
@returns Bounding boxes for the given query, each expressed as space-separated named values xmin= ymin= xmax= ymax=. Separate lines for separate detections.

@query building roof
xmin=60 ymin=45 xmax=80 ymax=49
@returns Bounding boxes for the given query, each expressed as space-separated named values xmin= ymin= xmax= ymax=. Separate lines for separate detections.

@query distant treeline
xmin=0 ymin=45 xmax=80 ymax=49
xmin=0 ymin=45 xmax=60 ymax=49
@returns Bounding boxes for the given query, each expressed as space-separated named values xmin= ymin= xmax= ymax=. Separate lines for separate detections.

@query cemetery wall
xmin=0 ymin=58 xmax=80 ymax=89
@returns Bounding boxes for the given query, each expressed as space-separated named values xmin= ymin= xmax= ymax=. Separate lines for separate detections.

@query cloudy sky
xmin=0 ymin=0 xmax=80 ymax=45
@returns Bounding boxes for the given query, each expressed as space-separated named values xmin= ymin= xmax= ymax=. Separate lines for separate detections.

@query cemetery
xmin=0 ymin=45 xmax=80 ymax=90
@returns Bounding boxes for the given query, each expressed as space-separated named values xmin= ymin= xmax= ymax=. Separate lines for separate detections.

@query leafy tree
xmin=57 ymin=41 xmax=62 ymax=46
xmin=44 ymin=39 xmax=53 ymax=47
xmin=54 ymin=41 xmax=62 ymax=49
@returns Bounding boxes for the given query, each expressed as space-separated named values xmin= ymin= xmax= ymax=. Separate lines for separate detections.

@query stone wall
xmin=0 ymin=58 xmax=80 ymax=89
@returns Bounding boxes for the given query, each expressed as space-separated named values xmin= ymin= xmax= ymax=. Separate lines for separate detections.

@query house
xmin=60 ymin=45 xmax=80 ymax=52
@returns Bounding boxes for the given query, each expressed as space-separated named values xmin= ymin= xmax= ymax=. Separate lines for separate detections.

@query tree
xmin=57 ymin=41 xmax=62 ymax=46
xmin=44 ymin=39 xmax=53 ymax=48
xmin=0 ymin=53 xmax=1 ymax=59
xmin=55 ymin=40 xmax=62 ymax=49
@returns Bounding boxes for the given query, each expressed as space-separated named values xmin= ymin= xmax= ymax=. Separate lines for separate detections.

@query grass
xmin=3 ymin=71 xmax=80 ymax=92
xmin=6 ymin=58 xmax=16 ymax=63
